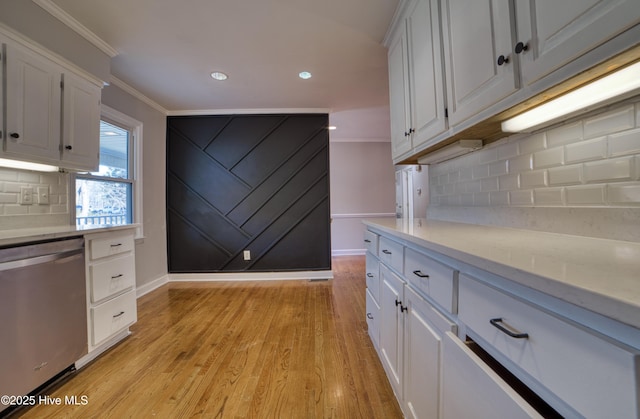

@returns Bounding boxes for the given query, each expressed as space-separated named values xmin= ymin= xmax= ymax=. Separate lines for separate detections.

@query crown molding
xmin=32 ymin=0 xmax=119 ymax=58
xmin=167 ymin=108 xmax=332 ymax=116
xmin=109 ymin=76 xmax=169 ymax=115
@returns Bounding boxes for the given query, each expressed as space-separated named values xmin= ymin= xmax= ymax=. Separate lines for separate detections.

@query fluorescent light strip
xmin=0 ymin=158 xmax=59 ymax=172
xmin=417 ymin=140 xmax=483 ymax=164
xmin=502 ymin=61 xmax=640 ymax=132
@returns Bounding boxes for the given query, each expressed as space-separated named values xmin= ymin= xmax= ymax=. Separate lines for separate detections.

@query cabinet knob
xmin=409 ymin=128 xmax=415 ymax=134
xmin=367 ymin=313 xmax=374 ymax=319
xmin=404 ymin=131 xmax=409 ymax=137
xmin=515 ymin=42 xmax=528 ymax=54
xmin=10 ymin=132 xmax=20 ymax=139
xmin=497 ymin=55 xmax=509 ymax=66
xmin=65 ymin=145 xmax=73 ymax=150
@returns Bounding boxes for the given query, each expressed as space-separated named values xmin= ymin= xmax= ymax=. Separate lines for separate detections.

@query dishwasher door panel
xmin=0 ymin=247 xmax=87 ymax=400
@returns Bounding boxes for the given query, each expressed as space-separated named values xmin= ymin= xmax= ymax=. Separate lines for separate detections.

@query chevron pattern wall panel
xmin=166 ymin=114 xmax=331 ymax=273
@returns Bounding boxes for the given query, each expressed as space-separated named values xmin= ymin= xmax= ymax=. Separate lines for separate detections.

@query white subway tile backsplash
xmin=584 ymin=157 xmax=633 ymax=183
xmin=546 ymin=122 xmax=583 ymax=148
xmin=608 ymin=129 xmax=640 ymax=157
xmin=429 ymin=97 xmax=640 ymax=209
xmin=489 ymin=160 xmax=508 ymax=176
xmin=565 ymin=137 xmax=607 ymax=163
xmin=608 ymin=183 xmax=640 ymax=205
xmin=548 ymin=164 xmax=583 ymax=185
xmin=509 ymin=190 xmax=533 ymax=206
xmin=583 ymin=105 xmax=634 ymax=139
xmin=490 ymin=191 xmax=509 ymax=206
xmin=534 ymin=188 xmax=564 ymax=206
xmin=565 ymin=185 xmax=606 ymax=205
xmin=509 ymin=154 xmax=532 ymax=173
xmin=520 ymin=169 xmax=547 ymax=188
xmin=0 ymin=168 xmax=68 ymax=222
xmin=499 ymin=174 xmax=519 ymax=190
xmin=534 ymin=147 xmax=564 ymax=169
xmin=519 ymin=133 xmax=546 ymax=154
xmin=0 ymin=193 xmax=17 ymax=204
xmin=4 ymin=205 xmax=28 ymax=215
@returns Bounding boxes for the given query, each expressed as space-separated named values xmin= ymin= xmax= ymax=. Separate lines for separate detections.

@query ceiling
xmin=48 ymin=0 xmax=399 ymax=116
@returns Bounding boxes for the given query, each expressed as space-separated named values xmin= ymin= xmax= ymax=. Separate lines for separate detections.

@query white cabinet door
xmin=5 ymin=43 xmax=61 ymax=164
xmin=379 ymin=264 xmax=405 ymax=398
xmin=441 ymin=0 xmax=518 ymax=126
xmin=61 ymin=72 xmax=101 ymax=171
xmin=441 ymin=332 xmax=542 ymax=419
xmin=403 ymin=286 xmax=456 ymax=419
xmin=407 ymin=0 xmax=447 ymax=149
xmin=515 ymin=0 xmax=640 ymax=86
xmin=388 ymin=29 xmax=412 ymax=160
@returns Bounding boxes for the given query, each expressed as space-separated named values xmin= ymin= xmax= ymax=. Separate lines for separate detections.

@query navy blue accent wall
xmin=166 ymin=114 xmax=331 ymax=273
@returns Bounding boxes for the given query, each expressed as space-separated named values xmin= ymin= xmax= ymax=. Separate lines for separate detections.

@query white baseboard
xmin=136 ymin=274 xmax=169 ymax=298
xmin=332 ymin=249 xmax=366 ymax=256
xmin=76 ymin=329 xmax=131 ymax=369
xmin=169 ymin=270 xmax=333 ymax=282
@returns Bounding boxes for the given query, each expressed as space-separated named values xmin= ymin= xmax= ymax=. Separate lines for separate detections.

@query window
xmin=75 ymin=106 xmax=142 ymax=235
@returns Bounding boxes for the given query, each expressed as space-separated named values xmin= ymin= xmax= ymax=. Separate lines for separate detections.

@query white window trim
xmin=72 ymin=105 xmax=144 ymax=239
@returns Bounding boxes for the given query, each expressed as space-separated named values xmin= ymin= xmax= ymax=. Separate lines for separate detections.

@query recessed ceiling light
xmin=210 ymin=71 xmax=228 ymax=81
xmin=328 ymin=126 xmax=337 ymax=130
xmin=299 ymin=71 xmax=312 ymax=80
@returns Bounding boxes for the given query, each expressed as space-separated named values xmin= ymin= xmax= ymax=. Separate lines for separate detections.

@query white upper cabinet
xmin=406 ymin=0 xmax=447 ymax=149
xmin=5 ymin=42 xmax=62 ymax=164
xmin=387 ymin=0 xmax=447 ymax=161
xmin=515 ymin=0 xmax=640 ymax=86
xmin=61 ymin=72 xmax=100 ymax=171
xmin=441 ymin=0 xmax=518 ymax=127
xmin=1 ymin=32 xmax=102 ymax=171
xmin=388 ymin=29 xmax=412 ymax=160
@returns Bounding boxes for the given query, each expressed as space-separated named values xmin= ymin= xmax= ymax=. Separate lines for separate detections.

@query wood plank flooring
xmin=16 ymin=256 xmax=402 ymax=418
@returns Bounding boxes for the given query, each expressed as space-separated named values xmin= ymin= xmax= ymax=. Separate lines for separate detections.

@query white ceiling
xmin=49 ymin=0 xmax=399 ymax=116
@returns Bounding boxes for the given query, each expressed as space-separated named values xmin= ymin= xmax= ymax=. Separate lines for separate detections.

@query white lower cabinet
xmin=441 ymin=331 xmax=542 ymax=419
xmin=379 ymin=264 xmax=405 ymax=398
xmin=85 ymin=229 xmax=137 ymax=352
xmin=404 ymin=286 xmax=455 ymax=419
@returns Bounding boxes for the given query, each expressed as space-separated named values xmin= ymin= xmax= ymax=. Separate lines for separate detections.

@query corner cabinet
xmin=84 ymin=229 xmax=137 ymax=355
xmin=387 ymin=0 xmax=447 ymax=161
xmin=364 ymin=223 xmax=640 ymax=418
xmin=0 ymin=31 xmax=101 ymax=171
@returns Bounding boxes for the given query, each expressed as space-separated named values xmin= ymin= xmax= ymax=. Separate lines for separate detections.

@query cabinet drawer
xmin=442 ymin=332 xmax=542 ymax=419
xmin=378 ymin=236 xmax=403 ymax=273
xmin=365 ymin=254 xmax=380 ymax=303
xmin=404 ymin=247 xmax=457 ymax=313
xmin=363 ymin=230 xmax=379 ymax=255
xmin=90 ymin=253 xmax=135 ymax=303
xmin=459 ymin=275 xmax=639 ymax=418
xmin=366 ymin=288 xmax=381 ymax=350
xmin=89 ymin=233 xmax=134 ymax=260
xmin=91 ymin=289 xmax=137 ymax=346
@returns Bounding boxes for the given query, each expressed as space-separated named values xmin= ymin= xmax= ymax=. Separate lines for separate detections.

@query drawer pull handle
xmin=367 ymin=313 xmax=374 ymax=319
xmin=490 ymin=318 xmax=529 ymax=339
xmin=382 ymin=249 xmax=392 ymax=255
xmin=364 ymin=239 xmax=371 ymax=243
xmin=412 ymin=270 xmax=429 ymax=278
xmin=111 ymin=274 xmax=124 ymax=279
xmin=366 ymin=273 xmax=374 ymax=278
xmin=110 ymin=243 xmax=123 ymax=248
xmin=113 ymin=311 xmax=125 ymax=318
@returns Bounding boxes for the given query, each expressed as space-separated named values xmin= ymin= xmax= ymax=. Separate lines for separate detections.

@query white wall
xmin=329 ymin=107 xmax=396 ymax=255
xmin=427 ymin=96 xmax=640 ymax=242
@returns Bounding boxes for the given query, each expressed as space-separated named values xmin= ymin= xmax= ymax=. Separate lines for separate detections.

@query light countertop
xmin=0 ymin=224 xmax=138 ymax=247
xmin=363 ymin=218 xmax=640 ymax=331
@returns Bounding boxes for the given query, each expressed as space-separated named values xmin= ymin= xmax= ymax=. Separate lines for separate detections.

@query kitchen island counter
xmin=363 ymin=218 xmax=640 ymax=333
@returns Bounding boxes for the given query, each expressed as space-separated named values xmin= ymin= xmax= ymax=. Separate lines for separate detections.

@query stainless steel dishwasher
xmin=0 ymin=237 xmax=87 ymax=412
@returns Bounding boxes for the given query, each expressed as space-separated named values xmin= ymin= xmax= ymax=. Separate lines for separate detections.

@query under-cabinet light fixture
xmin=0 ymin=158 xmax=59 ymax=172
xmin=417 ymin=140 xmax=483 ymax=165
xmin=502 ymin=61 xmax=640 ymax=132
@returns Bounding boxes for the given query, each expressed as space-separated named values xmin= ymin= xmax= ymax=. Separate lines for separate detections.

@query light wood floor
xmin=17 ymin=256 xmax=402 ymax=418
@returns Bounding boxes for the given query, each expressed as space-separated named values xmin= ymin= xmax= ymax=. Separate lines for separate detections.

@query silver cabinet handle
xmin=367 ymin=313 xmax=373 ymax=319
xmin=366 ymin=273 xmax=374 ymax=278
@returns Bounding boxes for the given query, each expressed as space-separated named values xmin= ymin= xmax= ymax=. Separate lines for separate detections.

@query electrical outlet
xmin=37 ymin=186 xmax=50 ymax=205
xmin=19 ymin=187 xmax=33 ymax=205
xmin=243 ymin=250 xmax=251 ymax=261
